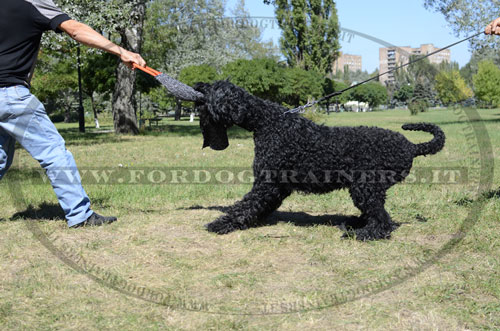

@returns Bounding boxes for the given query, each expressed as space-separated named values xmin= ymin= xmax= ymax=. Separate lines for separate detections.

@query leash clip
xmin=285 ymin=101 xmax=315 ymax=114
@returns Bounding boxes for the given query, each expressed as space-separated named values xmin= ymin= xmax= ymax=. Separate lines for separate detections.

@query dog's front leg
xmin=205 ymin=183 xmax=291 ymax=234
xmin=348 ymin=185 xmax=400 ymax=241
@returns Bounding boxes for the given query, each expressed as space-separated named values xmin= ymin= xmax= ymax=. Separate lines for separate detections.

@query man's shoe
xmin=71 ymin=212 xmax=117 ymax=228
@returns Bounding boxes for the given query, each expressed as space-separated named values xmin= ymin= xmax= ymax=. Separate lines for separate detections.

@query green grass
xmin=0 ymin=108 xmax=499 ymax=330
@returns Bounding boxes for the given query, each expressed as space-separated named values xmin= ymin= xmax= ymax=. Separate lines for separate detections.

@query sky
xmin=225 ymin=0 xmax=477 ymax=73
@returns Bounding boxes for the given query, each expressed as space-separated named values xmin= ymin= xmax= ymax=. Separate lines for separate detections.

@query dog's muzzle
xmin=194 ymin=82 xmax=230 ymax=151
xmin=201 ymin=120 xmax=229 ymax=151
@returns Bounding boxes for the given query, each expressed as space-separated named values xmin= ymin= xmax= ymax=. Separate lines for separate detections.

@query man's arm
xmin=485 ymin=17 xmax=500 ymax=35
xmin=59 ymin=20 xmax=146 ymax=68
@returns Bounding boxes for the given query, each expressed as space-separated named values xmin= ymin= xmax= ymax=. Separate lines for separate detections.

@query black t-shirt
xmin=0 ymin=0 xmax=71 ymax=87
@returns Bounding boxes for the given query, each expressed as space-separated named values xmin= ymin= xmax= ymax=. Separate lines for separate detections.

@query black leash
xmin=285 ymin=31 xmax=483 ymax=114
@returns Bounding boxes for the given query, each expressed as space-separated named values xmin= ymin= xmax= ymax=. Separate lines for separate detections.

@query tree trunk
xmin=90 ymin=92 xmax=100 ymax=129
xmin=63 ymin=92 xmax=72 ymax=123
xmin=64 ymin=108 xmax=71 ymax=123
xmin=112 ymin=0 xmax=146 ymax=134
xmin=175 ymin=98 xmax=182 ymax=121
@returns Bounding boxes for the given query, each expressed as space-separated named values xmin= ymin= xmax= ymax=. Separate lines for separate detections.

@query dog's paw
xmin=204 ymin=217 xmax=248 ymax=235
xmin=342 ymin=219 xmax=400 ymax=241
xmin=353 ymin=227 xmax=394 ymax=241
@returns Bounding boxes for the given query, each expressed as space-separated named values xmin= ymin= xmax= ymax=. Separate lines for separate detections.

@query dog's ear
xmin=193 ymin=82 xmax=211 ymax=99
xmin=224 ymin=84 xmax=247 ymax=126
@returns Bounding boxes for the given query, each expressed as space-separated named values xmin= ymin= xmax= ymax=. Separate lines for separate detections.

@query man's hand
xmin=59 ymin=20 xmax=146 ymax=68
xmin=485 ymin=17 xmax=500 ymax=35
xmin=119 ymin=50 xmax=146 ymax=69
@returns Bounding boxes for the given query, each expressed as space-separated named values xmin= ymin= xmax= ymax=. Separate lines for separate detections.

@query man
xmin=0 ymin=0 xmax=146 ymax=227
xmin=485 ymin=17 xmax=500 ymax=35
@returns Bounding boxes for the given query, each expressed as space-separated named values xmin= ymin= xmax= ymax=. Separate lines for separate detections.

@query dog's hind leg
xmin=348 ymin=185 xmax=400 ymax=241
xmin=205 ymin=184 xmax=291 ymax=234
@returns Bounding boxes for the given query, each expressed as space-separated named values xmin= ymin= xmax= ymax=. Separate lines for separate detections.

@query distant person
xmin=0 ymin=0 xmax=146 ymax=227
xmin=485 ymin=17 xmax=500 ymax=35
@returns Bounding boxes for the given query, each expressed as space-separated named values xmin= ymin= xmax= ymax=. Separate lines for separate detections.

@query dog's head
xmin=193 ymin=82 xmax=237 ymax=151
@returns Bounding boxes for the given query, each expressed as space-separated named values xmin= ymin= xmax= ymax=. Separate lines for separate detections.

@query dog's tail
xmin=402 ymin=123 xmax=445 ymax=156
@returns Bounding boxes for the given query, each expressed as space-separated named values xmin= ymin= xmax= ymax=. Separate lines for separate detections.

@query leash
xmin=285 ymin=31 xmax=483 ymax=114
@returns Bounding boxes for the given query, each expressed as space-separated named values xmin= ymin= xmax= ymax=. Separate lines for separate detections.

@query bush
xmin=49 ymin=111 xmax=79 ymax=123
xmin=221 ymin=58 xmax=285 ymax=103
xmin=393 ymin=84 xmax=414 ymax=104
xmin=349 ymin=82 xmax=388 ymax=108
xmin=408 ymin=100 xmax=428 ymax=115
xmin=473 ymin=60 xmax=500 ymax=107
xmin=435 ymin=70 xmax=473 ymax=105
xmin=221 ymin=58 xmax=329 ymax=108
xmin=49 ymin=113 xmax=65 ymax=123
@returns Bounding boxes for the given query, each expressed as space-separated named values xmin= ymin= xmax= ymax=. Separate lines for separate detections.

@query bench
xmin=147 ymin=117 xmax=162 ymax=127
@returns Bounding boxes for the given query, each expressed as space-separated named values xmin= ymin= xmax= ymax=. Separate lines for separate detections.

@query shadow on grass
xmin=427 ymin=110 xmax=500 ymax=127
xmin=56 ymin=123 xmax=249 ymax=147
xmin=57 ymin=127 xmax=132 ymax=147
xmin=140 ymin=124 xmax=252 ymax=140
xmin=48 ymin=110 xmax=500 ymax=146
xmin=184 ymin=205 xmax=366 ymax=231
xmin=3 ymin=167 xmax=45 ymax=182
xmin=454 ymin=187 xmax=500 ymax=206
xmin=4 ymin=195 xmax=112 ymax=222
xmin=385 ymin=109 xmax=500 ymax=128
xmin=481 ymin=187 xmax=500 ymax=200
xmin=431 ymin=119 xmax=500 ymax=126
xmin=11 ymin=202 xmax=65 ymax=221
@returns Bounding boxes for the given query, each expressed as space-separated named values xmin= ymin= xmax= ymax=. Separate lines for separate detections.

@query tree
xmin=228 ymin=0 xmax=280 ymax=60
xmin=392 ymin=84 xmax=414 ymax=104
xmin=221 ymin=58 xmax=286 ymax=103
xmin=221 ymin=58 xmax=335 ymax=108
xmin=112 ymin=0 xmax=147 ymax=134
xmin=81 ymin=52 xmax=117 ymax=127
xmin=280 ymin=67 xmax=325 ymax=107
xmin=423 ymin=0 xmax=497 ymax=48
xmin=435 ymin=70 xmax=473 ymax=105
xmin=408 ymin=56 xmax=439 ymax=85
xmin=409 ymin=82 xmax=436 ymax=114
xmin=349 ymin=83 xmax=388 ymax=108
xmin=393 ymin=55 xmax=439 ymax=108
xmin=473 ymin=60 xmax=500 ymax=107
xmin=436 ymin=60 xmax=459 ymax=72
xmin=144 ymin=0 xmax=278 ymax=76
xmin=336 ymin=69 xmax=373 ymax=86
xmin=54 ymin=0 xmax=146 ymax=134
xmin=263 ymin=0 xmax=341 ymax=75
xmin=179 ymin=64 xmax=218 ymax=86
xmin=460 ymin=48 xmax=500 ymax=87
xmin=31 ymin=52 xmax=78 ymax=122
xmin=332 ymin=81 xmax=351 ymax=105
xmin=42 ymin=0 xmax=280 ymax=132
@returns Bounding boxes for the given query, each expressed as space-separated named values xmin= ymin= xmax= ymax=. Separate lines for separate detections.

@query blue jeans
xmin=0 ymin=85 xmax=92 ymax=227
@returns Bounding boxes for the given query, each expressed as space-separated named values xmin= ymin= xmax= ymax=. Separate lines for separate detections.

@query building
xmin=332 ymin=52 xmax=363 ymax=73
xmin=379 ymin=44 xmax=451 ymax=85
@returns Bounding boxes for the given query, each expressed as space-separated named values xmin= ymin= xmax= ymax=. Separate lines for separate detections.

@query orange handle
xmin=132 ymin=63 xmax=162 ymax=77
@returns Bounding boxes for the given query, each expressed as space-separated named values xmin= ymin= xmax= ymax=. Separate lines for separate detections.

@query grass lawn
xmin=0 ymin=108 xmax=499 ymax=330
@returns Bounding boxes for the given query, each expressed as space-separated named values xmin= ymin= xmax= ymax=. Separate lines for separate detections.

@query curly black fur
xmin=194 ymin=81 xmax=445 ymax=241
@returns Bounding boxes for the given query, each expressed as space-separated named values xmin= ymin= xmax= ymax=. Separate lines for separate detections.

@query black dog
xmin=194 ymin=81 xmax=445 ymax=240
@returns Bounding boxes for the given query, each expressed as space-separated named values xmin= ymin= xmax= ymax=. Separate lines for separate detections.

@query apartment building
xmin=332 ymin=52 xmax=363 ymax=73
xmin=379 ymin=44 xmax=451 ymax=85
